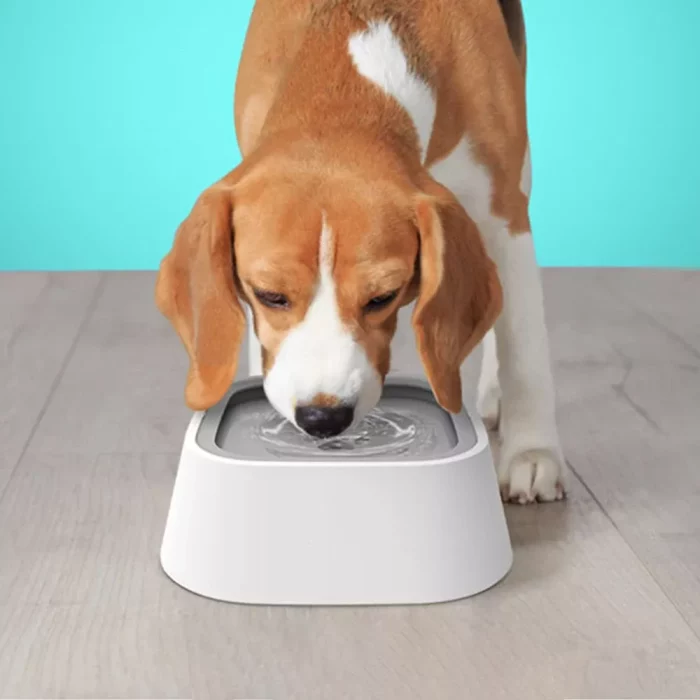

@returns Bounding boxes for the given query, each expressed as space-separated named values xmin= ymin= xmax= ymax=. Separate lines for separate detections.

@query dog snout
xmin=295 ymin=404 xmax=354 ymax=438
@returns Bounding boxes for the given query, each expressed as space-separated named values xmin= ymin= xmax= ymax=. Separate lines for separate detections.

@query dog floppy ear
xmin=155 ymin=172 xmax=246 ymax=411
xmin=411 ymin=184 xmax=503 ymax=413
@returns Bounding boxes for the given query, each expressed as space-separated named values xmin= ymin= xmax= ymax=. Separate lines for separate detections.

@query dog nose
xmin=295 ymin=404 xmax=354 ymax=438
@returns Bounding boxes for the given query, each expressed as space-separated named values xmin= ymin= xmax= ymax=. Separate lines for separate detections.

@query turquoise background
xmin=1 ymin=0 xmax=699 ymax=270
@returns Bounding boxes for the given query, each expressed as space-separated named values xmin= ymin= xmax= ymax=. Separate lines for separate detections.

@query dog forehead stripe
xmin=348 ymin=20 xmax=436 ymax=162
xmin=319 ymin=213 xmax=334 ymax=279
xmin=302 ymin=215 xmax=344 ymax=337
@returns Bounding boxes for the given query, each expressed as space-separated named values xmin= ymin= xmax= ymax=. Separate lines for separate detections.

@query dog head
xmin=156 ymin=150 xmax=501 ymax=437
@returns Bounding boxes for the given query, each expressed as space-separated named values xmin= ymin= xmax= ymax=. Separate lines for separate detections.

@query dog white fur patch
xmin=348 ymin=20 xmax=436 ymax=161
xmin=429 ymin=136 xmax=494 ymax=229
xmin=263 ymin=216 xmax=382 ymax=427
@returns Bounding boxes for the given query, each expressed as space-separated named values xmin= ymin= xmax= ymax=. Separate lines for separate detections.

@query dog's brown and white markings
xmin=157 ymin=0 xmax=566 ymax=504
xmin=263 ymin=215 xmax=384 ymax=428
xmin=347 ymin=17 xmax=565 ymax=502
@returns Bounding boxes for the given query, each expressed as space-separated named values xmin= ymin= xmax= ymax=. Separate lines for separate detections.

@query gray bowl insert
xmin=196 ymin=378 xmax=477 ymax=462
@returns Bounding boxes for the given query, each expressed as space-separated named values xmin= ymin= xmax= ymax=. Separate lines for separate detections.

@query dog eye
xmin=254 ymin=288 xmax=290 ymax=309
xmin=364 ymin=290 xmax=399 ymax=313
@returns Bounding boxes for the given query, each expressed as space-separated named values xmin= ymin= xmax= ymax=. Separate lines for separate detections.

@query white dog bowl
xmin=160 ymin=375 xmax=513 ymax=605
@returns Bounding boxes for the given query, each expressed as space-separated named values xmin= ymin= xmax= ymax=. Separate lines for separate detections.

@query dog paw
xmin=498 ymin=448 xmax=566 ymax=504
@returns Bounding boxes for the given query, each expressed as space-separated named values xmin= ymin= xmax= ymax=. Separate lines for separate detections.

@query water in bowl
xmin=210 ymin=385 xmax=463 ymax=460
xmin=255 ymin=405 xmax=437 ymax=458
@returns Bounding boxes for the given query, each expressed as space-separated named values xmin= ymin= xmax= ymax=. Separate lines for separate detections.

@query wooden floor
xmin=0 ymin=269 xmax=699 ymax=700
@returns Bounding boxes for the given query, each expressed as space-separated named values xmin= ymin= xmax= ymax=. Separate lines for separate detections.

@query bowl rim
xmin=187 ymin=374 xmax=490 ymax=469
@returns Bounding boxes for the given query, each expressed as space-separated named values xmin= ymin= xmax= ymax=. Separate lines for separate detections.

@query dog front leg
xmin=485 ymin=227 xmax=566 ymax=503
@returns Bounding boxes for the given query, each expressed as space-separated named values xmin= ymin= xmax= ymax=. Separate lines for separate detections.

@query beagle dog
xmin=156 ymin=0 xmax=566 ymax=504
